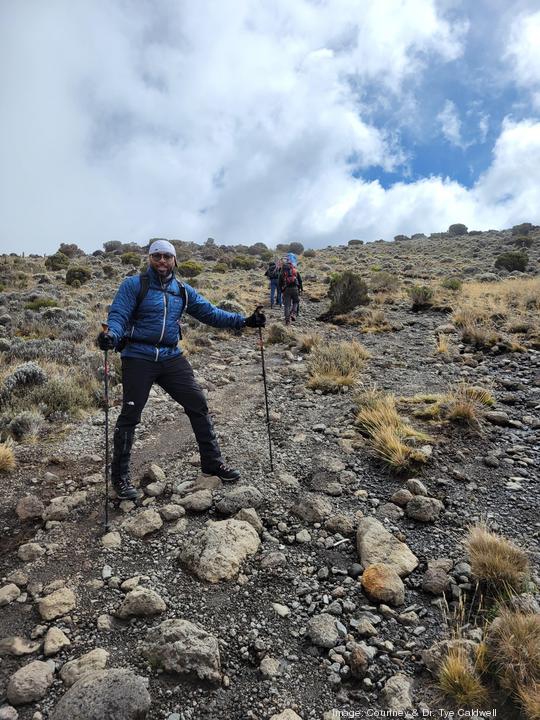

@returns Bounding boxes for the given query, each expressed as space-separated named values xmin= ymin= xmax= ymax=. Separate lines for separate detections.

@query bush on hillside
xmin=231 ymin=255 xmax=257 ymax=270
xmin=212 ymin=262 xmax=228 ymax=274
xmin=57 ymin=243 xmax=84 ymax=258
xmin=288 ymin=242 xmax=304 ymax=255
xmin=247 ymin=242 xmax=268 ymax=256
xmin=45 ymin=252 xmax=69 ymax=271
xmin=408 ymin=284 xmax=434 ymax=310
xmin=24 ymin=297 xmax=59 ymax=311
xmin=441 ymin=277 xmax=463 ymax=291
xmin=348 ymin=239 xmax=364 ymax=246
xmin=494 ymin=251 xmax=528 ymax=272
xmin=121 ymin=252 xmax=142 ymax=267
xmin=448 ymin=223 xmax=468 ymax=236
xmin=328 ymin=271 xmax=369 ymax=314
xmin=369 ymin=271 xmax=400 ymax=293
xmin=66 ymin=266 xmax=92 ymax=286
xmin=511 ymin=222 xmax=534 ymax=236
xmin=512 ymin=235 xmax=533 ymax=248
xmin=178 ymin=260 xmax=204 ymax=277
xmin=103 ymin=241 xmax=123 ymax=253
xmin=303 ymin=249 xmax=316 ymax=257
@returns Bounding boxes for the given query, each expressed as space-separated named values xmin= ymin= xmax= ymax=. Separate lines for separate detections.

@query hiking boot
xmin=112 ymin=475 xmax=140 ymax=500
xmin=202 ymin=463 xmax=241 ymax=482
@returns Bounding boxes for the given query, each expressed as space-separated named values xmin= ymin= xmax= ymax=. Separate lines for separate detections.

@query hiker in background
xmin=97 ymin=239 xmax=265 ymax=500
xmin=279 ymin=254 xmax=303 ymax=325
xmin=264 ymin=259 xmax=282 ymax=308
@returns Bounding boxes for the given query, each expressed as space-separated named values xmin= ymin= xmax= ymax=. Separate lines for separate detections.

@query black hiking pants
xmin=113 ymin=354 xmax=222 ymax=476
xmin=283 ymin=286 xmax=299 ymax=322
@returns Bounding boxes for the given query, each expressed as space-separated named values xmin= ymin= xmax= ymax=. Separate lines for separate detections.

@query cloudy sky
xmin=2 ymin=0 xmax=540 ymax=254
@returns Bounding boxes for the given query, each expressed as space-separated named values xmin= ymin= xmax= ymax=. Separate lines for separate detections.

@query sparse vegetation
xmin=437 ymin=646 xmax=488 ymax=708
xmin=0 ymin=437 xmax=16 ymax=472
xmin=66 ymin=265 xmax=92 ymax=286
xmin=487 ymin=610 xmax=540 ymax=693
xmin=465 ymin=524 xmax=529 ymax=596
xmin=45 ymin=252 xmax=69 ymax=271
xmin=178 ymin=260 xmax=204 ymax=277
xmin=408 ymin=284 xmax=433 ymax=310
xmin=495 ymin=250 xmax=528 ymax=272
xmin=328 ymin=271 xmax=369 ymax=315
xmin=307 ymin=340 xmax=368 ymax=393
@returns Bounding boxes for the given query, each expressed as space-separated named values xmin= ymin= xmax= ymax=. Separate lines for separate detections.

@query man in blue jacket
xmin=97 ymin=240 xmax=265 ymax=500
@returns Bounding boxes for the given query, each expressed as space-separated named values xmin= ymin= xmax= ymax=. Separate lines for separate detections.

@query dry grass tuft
xmin=354 ymin=389 xmax=431 ymax=470
xmin=296 ymin=333 xmax=322 ymax=354
xmin=0 ymin=438 xmax=16 ymax=472
xmin=519 ymin=682 xmax=540 ymax=720
xmin=443 ymin=383 xmax=494 ymax=427
xmin=465 ymin=524 xmax=529 ymax=595
xmin=436 ymin=334 xmax=450 ymax=354
xmin=487 ymin=610 xmax=540 ymax=693
xmin=266 ymin=323 xmax=296 ymax=345
xmin=437 ymin=646 xmax=489 ymax=708
xmin=307 ymin=340 xmax=368 ymax=393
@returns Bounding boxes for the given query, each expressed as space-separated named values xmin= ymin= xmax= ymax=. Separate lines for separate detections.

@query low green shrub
xmin=408 ymin=284 xmax=433 ymax=309
xmin=178 ymin=260 xmax=204 ymax=277
xmin=441 ymin=277 xmax=462 ymax=291
xmin=231 ymin=255 xmax=257 ymax=270
xmin=66 ymin=266 xmax=92 ymax=286
xmin=495 ymin=251 xmax=528 ymax=272
xmin=212 ymin=262 xmax=228 ymax=274
xmin=328 ymin=271 xmax=369 ymax=314
xmin=121 ymin=252 xmax=142 ymax=267
xmin=24 ymin=297 xmax=59 ymax=311
xmin=45 ymin=252 xmax=69 ymax=271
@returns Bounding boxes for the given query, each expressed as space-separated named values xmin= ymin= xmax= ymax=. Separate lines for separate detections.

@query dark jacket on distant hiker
xmin=279 ymin=270 xmax=303 ymax=324
xmin=264 ymin=262 xmax=281 ymax=308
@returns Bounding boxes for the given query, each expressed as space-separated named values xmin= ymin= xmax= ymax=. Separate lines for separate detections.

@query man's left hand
xmin=245 ymin=309 xmax=266 ymax=328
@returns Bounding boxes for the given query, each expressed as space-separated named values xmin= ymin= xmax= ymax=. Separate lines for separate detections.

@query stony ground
xmin=0 ymin=245 xmax=539 ymax=719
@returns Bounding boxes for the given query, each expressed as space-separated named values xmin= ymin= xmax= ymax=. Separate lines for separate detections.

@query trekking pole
xmin=101 ymin=323 xmax=111 ymax=532
xmin=255 ymin=307 xmax=274 ymax=472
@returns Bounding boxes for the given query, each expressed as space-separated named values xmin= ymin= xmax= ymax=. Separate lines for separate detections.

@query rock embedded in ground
xmin=7 ymin=660 xmax=54 ymax=705
xmin=178 ymin=519 xmax=260 ymax=583
xmin=177 ymin=489 xmax=213 ymax=512
xmin=235 ymin=507 xmax=264 ymax=534
xmin=389 ymin=488 xmax=413 ymax=507
xmin=59 ymin=648 xmax=109 ymax=686
xmin=269 ymin=710 xmax=303 ymax=720
xmin=17 ymin=543 xmax=45 ymax=562
xmin=50 ymin=669 xmax=151 ymax=720
xmin=361 ymin=563 xmax=405 ymax=606
xmin=16 ymin=495 xmax=45 ymax=521
xmin=44 ymin=627 xmax=71 ymax=656
xmin=349 ymin=643 xmax=370 ymax=678
xmin=405 ymin=496 xmax=444 ymax=522
xmin=0 ymin=583 xmax=21 ymax=607
xmin=214 ymin=485 xmax=263 ymax=514
xmin=422 ymin=559 xmax=452 ymax=595
xmin=356 ymin=517 xmax=418 ymax=577
xmin=37 ymin=588 xmax=76 ymax=621
xmin=405 ymin=478 xmax=429 ymax=496
xmin=101 ymin=531 xmax=121 ymax=548
xmin=306 ymin=613 xmax=340 ymax=648
xmin=121 ymin=509 xmax=163 ymax=538
xmin=140 ymin=619 xmax=221 ymax=683
xmin=0 ymin=636 xmax=41 ymax=656
xmin=292 ymin=493 xmax=333 ymax=523
xmin=381 ymin=673 xmax=414 ymax=711
xmin=116 ymin=587 xmax=167 ymax=618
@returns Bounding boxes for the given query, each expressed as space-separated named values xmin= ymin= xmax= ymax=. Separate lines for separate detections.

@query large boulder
xmin=178 ymin=519 xmax=260 ymax=582
xmin=140 ymin=619 xmax=221 ymax=683
xmin=7 ymin=660 xmax=54 ymax=705
xmin=356 ymin=518 xmax=418 ymax=577
xmin=50 ymin=669 xmax=151 ymax=720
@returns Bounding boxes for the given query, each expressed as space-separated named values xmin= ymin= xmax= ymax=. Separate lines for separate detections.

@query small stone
xmin=101 ymin=531 xmax=122 ymax=548
xmin=272 ymin=603 xmax=290 ymax=618
xmin=43 ymin=627 xmax=71 ymax=656
xmin=361 ymin=564 xmax=405 ymax=606
xmin=349 ymin=643 xmax=369 ymax=678
xmin=17 ymin=543 xmax=45 ymax=563
xmin=406 ymin=496 xmax=444 ymax=522
xmin=306 ymin=613 xmax=339 ymax=648
xmin=405 ymin=478 xmax=428 ymax=496
xmin=259 ymin=656 xmax=280 ymax=678
xmin=0 ymin=584 xmax=21 ymax=607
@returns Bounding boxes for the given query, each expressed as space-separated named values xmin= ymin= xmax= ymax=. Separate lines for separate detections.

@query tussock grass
xmin=437 ymin=646 xmax=489 ymax=708
xmin=266 ymin=323 xmax=296 ymax=345
xmin=519 ymin=683 xmax=540 ymax=720
xmin=0 ymin=438 xmax=16 ymax=472
xmin=443 ymin=383 xmax=493 ymax=427
xmin=307 ymin=340 xmax=368 ymax=393
xmin=465 ymin=524 xmax=529 ymax=595
xmin=487 ymin=610 xmax=540 ymax=693
xmin=436 ymin=334 xmax=450 ymax=354
xmin=354 ymin=389 xmax=431 ymax=470
xmin=296 ymin=333 xmax=322 ymax=354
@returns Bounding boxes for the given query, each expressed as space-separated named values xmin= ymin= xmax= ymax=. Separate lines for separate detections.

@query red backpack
xmin=281 ymin=261 xmax=297 ymax=286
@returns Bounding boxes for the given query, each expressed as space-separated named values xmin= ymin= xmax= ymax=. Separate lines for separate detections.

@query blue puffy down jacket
xmin=106 ymin=267 xmax=246 ymax=361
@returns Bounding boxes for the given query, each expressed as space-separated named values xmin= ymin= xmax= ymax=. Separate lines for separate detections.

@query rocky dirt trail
xmin=1 ymin=294 xmax=539 ymax=720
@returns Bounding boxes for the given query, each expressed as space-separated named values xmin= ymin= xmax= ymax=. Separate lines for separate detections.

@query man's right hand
xmin=97 ymin=331 xmax=115 ymax=351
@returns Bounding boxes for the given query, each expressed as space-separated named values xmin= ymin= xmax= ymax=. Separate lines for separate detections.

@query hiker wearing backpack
xmin=264 ymin=260 xmax=282 ymax=308
xmin=279 ymin=256 xmax=303 ymax=325
xmin=97 ymin=240 xmax=266 ymax=500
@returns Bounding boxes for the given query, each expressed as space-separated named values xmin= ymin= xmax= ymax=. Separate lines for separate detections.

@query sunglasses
xmin=150 ymin=253 xmax=174 ymax=261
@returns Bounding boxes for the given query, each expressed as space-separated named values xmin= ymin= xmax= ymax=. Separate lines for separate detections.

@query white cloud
xmin=505 ymin=10 xmax=540 ymax=107
xmin=437 ymin=99 xmax=466 ymax=147
xmin=1 ymin=1 xmax=538 ymax=255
